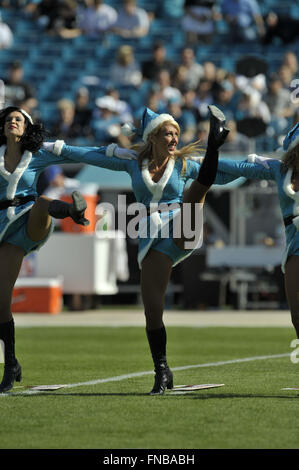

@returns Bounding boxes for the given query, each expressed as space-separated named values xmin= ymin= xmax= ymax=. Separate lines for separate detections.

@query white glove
xmin=247 ymin=154 xmax=273 ymax=169
xmin=106 ymin=143 xmax=137 ymax=160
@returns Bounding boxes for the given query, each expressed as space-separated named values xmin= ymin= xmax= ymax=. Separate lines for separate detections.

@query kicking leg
xmin=175 ymin=105 xmax=229 ymax=249
xmin=27 ymin=192 xmax=89 ymax=242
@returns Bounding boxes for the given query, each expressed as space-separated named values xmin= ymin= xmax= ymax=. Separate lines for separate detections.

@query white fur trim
xmin=53 ymin=140 xmax=65 ymax=156
xmin=141 ymin=158 xmax=175 ymax=202
xmin=20 ymin=109 xmax=33 ymax=125
xmin=187 ymin=156 xmax=202 ymax=162
xmin=142 ymin=114 xmax=178 ymax=142
xmin=0 ymin=145 xmax=32 ymax=215
xmin=283 ymin=169 xmax=296 ymax=198
xmin=247 ymin=154 xmax=257 ymax=163
xmin=106 ymin=143 xmax=117 ymax=157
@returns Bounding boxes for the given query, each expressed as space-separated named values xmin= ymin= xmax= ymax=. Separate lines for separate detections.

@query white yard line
xmin=0 ymin=352 xmax=290 ymax=397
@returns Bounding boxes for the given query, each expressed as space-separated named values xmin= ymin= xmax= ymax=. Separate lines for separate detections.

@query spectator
xmin=195 ymin=119 xmax=210 ymax=143
xmin=111 ymin=0 xmax=150 ymax=39
xmin=278 ymin=64 xmax=296 ymax=91
xmin=182 ymin=0 xmax=218 ymax=45
xmin=220 ymin=119 xmax=252 ymax=153
xmin=179 ymin=47 xmax=204 ymax=91
xmin=264 ymin=74 xmax=295 ymax=120
xmin=51 ymin=98 xmax=80 ymax=140
xmin=282 ymin=52 xmax=298 ymax=78
xmin=105 ymin=86 xmax=133 ymax=124
xmin=194 ymin=78 xmax=214 ymax=119
xmin=153 ymin=69 xmax=182 ymax=108
xmin=235 ymin=88 xmax=271 ymax=125
xmin=35 ymin=0 xmax=81 ymax=39
xmin=167 ymin=97 xmax=197 ymax=144
xmin=91 ymin=95 xmax=124 ymax=145
xmin=141 ymin=41 xmax=175 ymax=81
xmin=110 ymin=45 xmax=142 ymax=87
xmin=77 ymin=0 xmax=117 ymax=37
xmin=73 ymin=87 xmax=93 ymax=139
xmin=3 ymin=61 xmax=38 ymax=112
xmin=221 ymin=0 xmax=265 ymax=43
xmin=172 ymin=65 xmax=190 ymax=92
xmin=0 ymin=12 xmax=13 ymax=49
xmin=202 ymin=61 xmax=218 ymax=88
xmin=263 ymin=11 xmax=299 ymax=45
xmin=213 ymin=79 xmax=238 ymax=120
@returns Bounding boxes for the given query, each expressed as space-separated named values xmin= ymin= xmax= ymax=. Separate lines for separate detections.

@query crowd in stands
xmin=0 ymin=0 xmax=298 ymax=154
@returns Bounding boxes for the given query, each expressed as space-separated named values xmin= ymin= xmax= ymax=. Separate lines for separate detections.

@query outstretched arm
xmin=217 ymin=156 xmax=278 ymax=181
xmin=41 ymin=141 xmax=136 ymax=172
xmin=187 ymin=159 xmax=242 ymax=185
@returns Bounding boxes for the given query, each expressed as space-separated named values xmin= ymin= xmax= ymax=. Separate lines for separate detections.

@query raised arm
xmin=186 ymin=159 xmax=242 ymax=185
xmin=41 ymin=141 xmax=136 ymax=172
xmin=217 ymin=156 xmax=279 ymax=181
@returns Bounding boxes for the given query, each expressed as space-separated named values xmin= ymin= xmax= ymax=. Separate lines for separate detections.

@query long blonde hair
xmin=131 ymin=120 xmax=203 ymax=175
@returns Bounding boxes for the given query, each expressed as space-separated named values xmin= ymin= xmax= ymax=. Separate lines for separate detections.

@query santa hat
xmin=121 ymin=107 xmax=178 ymax=142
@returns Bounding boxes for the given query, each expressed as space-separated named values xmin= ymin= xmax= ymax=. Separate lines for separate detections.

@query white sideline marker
xmin=0 ymin=352 xmax=290 ymax=396
xmin=171 ymin=384 xmax=225 ymax=392
xmin=30 ymin=385 xmax=67 ymax=391
xmin=281 ymin=387 xmax=299 ymax=391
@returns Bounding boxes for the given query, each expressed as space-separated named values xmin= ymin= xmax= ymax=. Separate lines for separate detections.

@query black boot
xmin=146 ymin=326 xmax=173 ymax=395
xmin=0 ymin=319 xmax=22 ymax=393
xmin=197 ymin=105 xmax=230 ymax=187
xmin=48 ymin=191 xmax=90 ymax=226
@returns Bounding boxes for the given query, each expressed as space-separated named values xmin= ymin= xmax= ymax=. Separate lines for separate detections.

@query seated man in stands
xmin=111 ymin=0 xmax=150 ymax=38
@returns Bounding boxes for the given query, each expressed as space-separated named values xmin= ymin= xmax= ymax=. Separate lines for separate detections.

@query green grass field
xmin=1 ymin=325 xmax=298 ymax=450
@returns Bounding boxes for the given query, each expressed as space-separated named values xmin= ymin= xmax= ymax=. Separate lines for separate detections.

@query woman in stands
xmin=0 ymin=106 xmax=136 ymax=393
xmin=216 ymin=121 xmax=299 ymax=341
xmin=65 ymin=104 xmax=230 ymax=394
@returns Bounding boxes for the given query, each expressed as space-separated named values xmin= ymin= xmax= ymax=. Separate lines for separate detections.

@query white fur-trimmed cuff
xmin=53 ymin=140 xmax=65 ymax=156
xmin=106 ymin=143 xmax=117 ymax=157
xmin=247 ymin=154 xmax=257 ymax=163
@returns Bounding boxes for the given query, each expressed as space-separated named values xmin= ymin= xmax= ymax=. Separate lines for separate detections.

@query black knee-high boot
xmin=48 ymin=191 xmax=89 ymax=226
xmin=146 ymin=326 xmax=173 ymax=395
xmin=0 ymin=319 xmax=22 ymax=393
xmin=197 ymin=105 xmax=230 ymax=188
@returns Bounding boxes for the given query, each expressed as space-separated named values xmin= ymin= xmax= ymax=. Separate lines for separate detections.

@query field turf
xmin=0 ymin=325 xmax=298 ymax=450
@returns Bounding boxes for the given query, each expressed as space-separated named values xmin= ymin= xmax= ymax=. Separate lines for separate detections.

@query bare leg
xmin=284 ymin=255 xmax=299 ymax=338
xmin=0 ymin=242 xmax=25 ymax=392
xmin=141 ymin=249 xmax=173 ymax=330
xmin=27 ymin=195 xmax=53 ymax=242
xmin=141 ymin=249 xmax=174 ymax=394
